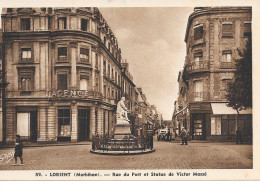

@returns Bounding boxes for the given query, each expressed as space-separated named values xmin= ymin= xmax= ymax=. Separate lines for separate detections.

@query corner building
xmin=174 ymin=7 xmax=252 ymax=142
xmin=1 ymin=8 xmax=125 ymax=142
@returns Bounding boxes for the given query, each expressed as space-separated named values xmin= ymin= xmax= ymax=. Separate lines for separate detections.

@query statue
xmin=116 ymin=97 xmax=130 ymax=122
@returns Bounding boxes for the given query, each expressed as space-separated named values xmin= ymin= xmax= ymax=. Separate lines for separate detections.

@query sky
xmin=0 ymin=6 xmax=194 ymax=120
xmin=99 ymin=7 xmax=194 ymax=119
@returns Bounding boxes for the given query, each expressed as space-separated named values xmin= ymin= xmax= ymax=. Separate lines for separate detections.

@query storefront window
xmin=211 ymin=116 xmax=221 ymax=135
xmin=194 ymin=119 xmax=202 ymax=135
xmin=58 ymin=109 xmax=71 ymax=137
xmin=221 ymin=115 xmax=236 ymax=135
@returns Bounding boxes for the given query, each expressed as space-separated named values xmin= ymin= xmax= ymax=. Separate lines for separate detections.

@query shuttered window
xmin=222 ymin=23 xmax=233 ymax=37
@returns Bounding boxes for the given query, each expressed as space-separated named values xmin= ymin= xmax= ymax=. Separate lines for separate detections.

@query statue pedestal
xmin=114 ymin=120 xmax=131 ymax=139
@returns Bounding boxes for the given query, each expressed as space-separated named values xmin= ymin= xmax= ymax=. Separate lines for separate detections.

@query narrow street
xmin=0 ymin=138 xmax=252 ymax=170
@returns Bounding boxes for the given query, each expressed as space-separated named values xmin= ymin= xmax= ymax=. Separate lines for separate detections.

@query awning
xmin=211 ymin=103 xmax=252 ymax=115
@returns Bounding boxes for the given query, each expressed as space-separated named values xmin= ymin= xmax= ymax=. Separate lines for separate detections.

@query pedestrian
xmin=236 ymin=127 xmax=243 ymax=144
xmin=180 ymin=128 xmax=188 ymax=145
xmin=13 ymin=134 xmax=23 ymax=166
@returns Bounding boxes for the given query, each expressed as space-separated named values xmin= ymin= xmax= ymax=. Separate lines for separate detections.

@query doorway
xmin=78 ymin=109 xmax=90 ymax=141
xmin=17 ymin=110 xmax=38 ymax=142
xmin=191 ymin=113 xmax=206 ymax=140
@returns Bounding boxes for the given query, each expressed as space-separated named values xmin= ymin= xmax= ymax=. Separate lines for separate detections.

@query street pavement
xmin=0 ymin=139 xmax=252 ymax=170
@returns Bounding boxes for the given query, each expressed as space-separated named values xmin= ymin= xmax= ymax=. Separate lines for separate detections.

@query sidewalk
xmin=0 ymin=141 xmax=91 ymax=149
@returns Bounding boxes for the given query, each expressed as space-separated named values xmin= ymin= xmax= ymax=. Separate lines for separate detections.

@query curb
xmin=90 ymin=149 xmax=155 ymax=156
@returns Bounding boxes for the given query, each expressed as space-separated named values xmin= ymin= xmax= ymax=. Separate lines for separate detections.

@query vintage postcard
xmin=0 ymin=0 xmax=259 ymax=181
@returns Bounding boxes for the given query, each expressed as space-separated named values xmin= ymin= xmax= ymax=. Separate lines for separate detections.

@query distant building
xmin=173 ymin=7 xmax=252 ymax=142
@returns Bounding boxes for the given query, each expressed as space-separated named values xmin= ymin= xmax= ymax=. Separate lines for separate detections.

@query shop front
xmin=189 ymin=102 xmax=211 ymax=140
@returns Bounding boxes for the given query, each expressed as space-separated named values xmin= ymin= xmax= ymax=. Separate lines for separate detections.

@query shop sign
xmin=49 ymin=90 xmax=89 ymax=98
xmin=190 ymin=103 xmax=211 ymax=113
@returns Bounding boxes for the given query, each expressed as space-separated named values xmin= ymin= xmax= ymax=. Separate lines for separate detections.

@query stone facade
xmin=173 ymin=7 xmax=252 ymax=142
xmin=1 ymin=7 xmax=156 ymax=143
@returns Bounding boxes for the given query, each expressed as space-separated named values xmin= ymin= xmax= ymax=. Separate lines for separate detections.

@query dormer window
xmin=21 ymin=18 xmax=30 ymax=30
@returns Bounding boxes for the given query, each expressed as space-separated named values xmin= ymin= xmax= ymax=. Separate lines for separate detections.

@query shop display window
xmin=58 ymin=109 xmax=71 ymax=137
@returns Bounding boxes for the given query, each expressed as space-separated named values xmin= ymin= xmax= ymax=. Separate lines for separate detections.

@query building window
xmin=222 ymin=23 xmax=233 ymax=37
xmin=81 ymin=18 xmax=88 ymax=31
xmin=194 ymin=24 xmax=203 ymax=40
xmin=58 ymin=109 xmax=71 ymax=137
xmin=194 ymin=80 xmax=203 ymax=101
xmin=57 ymin=74 xmax=67 ymax=90
xmin=103 ymin=85 xmax=106 ymax=97
xmin=95 ymin=52 xmax=98 ymax=69
xmin=80 ymin=77 xmax=88 ymax=90
xmin=80 ymin=48 xmax=89 ymax=62
xmin=103 ymin=60 xmax=106 ymax=74
xmin=58 ymin=46 xmax=67 ymax=60
xmin=21 ymin=48 xmax=32 ymax=60
xmin=108 ymin=42 xmax=111 ymax=51
xmin=244 ymin=22 xmax=251 ymax=37
xmin=193 ymin=52 xmax=203 ymax=69
xmin=211 ymin=116 xmax=221 ymax=135
xmin=220 ymin=79 xmax=232 ymax=92
xmin=58 ymin=17 xmax=67 ymax=30
xmin=108 ymin=64 xmax=110 ymax=76
xmin=222 ymin=115 xmax=236 ymax=135
xmin=115 ymin=72 xmax=118 ymax=84
xmin=112 ymin=68 xmax=114 ymax=80
xmin=222 ymin=50 xmax=232 ymax=62
xmin=18 ymin=69 xmax=34 ymax=94
xmin=107 ymin=87 xmax=110 ymax=98
xmin=21 ymin=18 xmax=30 ymax=30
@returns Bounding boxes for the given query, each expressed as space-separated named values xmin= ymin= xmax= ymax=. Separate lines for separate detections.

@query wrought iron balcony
xmin=186 ymin=60 xmax=209 ymax=74
xmin=193 ymin=91 xmax=210 ymax=101
xmin=220 ymin=62 xmax=235 ymax=69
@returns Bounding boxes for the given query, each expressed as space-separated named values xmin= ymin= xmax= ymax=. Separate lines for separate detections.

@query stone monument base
xmin=113 ymin=123 xmax=131 ymax=139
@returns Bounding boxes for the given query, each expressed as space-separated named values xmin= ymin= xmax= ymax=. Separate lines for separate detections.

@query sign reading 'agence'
xmin=49 ymin=90 xmax=89 ymax=97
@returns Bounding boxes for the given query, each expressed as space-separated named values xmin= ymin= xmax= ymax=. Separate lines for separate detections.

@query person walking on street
xmin=13 ymin=135 xmax=23 ymax=166
xmin=180 ymin=128 xmax=188 ymax=145
xmin=236 ymin=127 xmax=243 ymax=144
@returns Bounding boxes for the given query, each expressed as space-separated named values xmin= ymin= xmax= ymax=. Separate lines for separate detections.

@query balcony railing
xmin=186 ymin=60 xmax=209 ymax=73
xmin=220 ymin=62 xmax=235 ymax=69
xmin=193 ymin=91 xmax=210 ymax=101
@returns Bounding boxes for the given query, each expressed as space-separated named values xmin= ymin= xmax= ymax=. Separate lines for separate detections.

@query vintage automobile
xmin=157 ymin=129 xmax=173 ymax=141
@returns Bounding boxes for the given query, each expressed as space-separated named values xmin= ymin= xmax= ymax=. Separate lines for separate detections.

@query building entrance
xmin=191 ymin=114 xmax=206 ymax=140
xmin=17 ymin=109 xmax=37 ymax=142
xmin=78 ymin=109 xmax=90 ymax=141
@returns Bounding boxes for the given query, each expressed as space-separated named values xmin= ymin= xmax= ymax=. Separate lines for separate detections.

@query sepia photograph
xmin=0 ymin=0 xmax=259 ymax=181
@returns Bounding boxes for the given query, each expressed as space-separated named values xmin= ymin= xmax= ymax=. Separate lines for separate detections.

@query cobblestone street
xmin=0 ymin=139 xmax=253 ymax=170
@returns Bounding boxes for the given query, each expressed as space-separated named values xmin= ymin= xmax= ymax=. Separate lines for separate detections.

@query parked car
xmin=157 ymin=129 xmax=172 ymax=141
